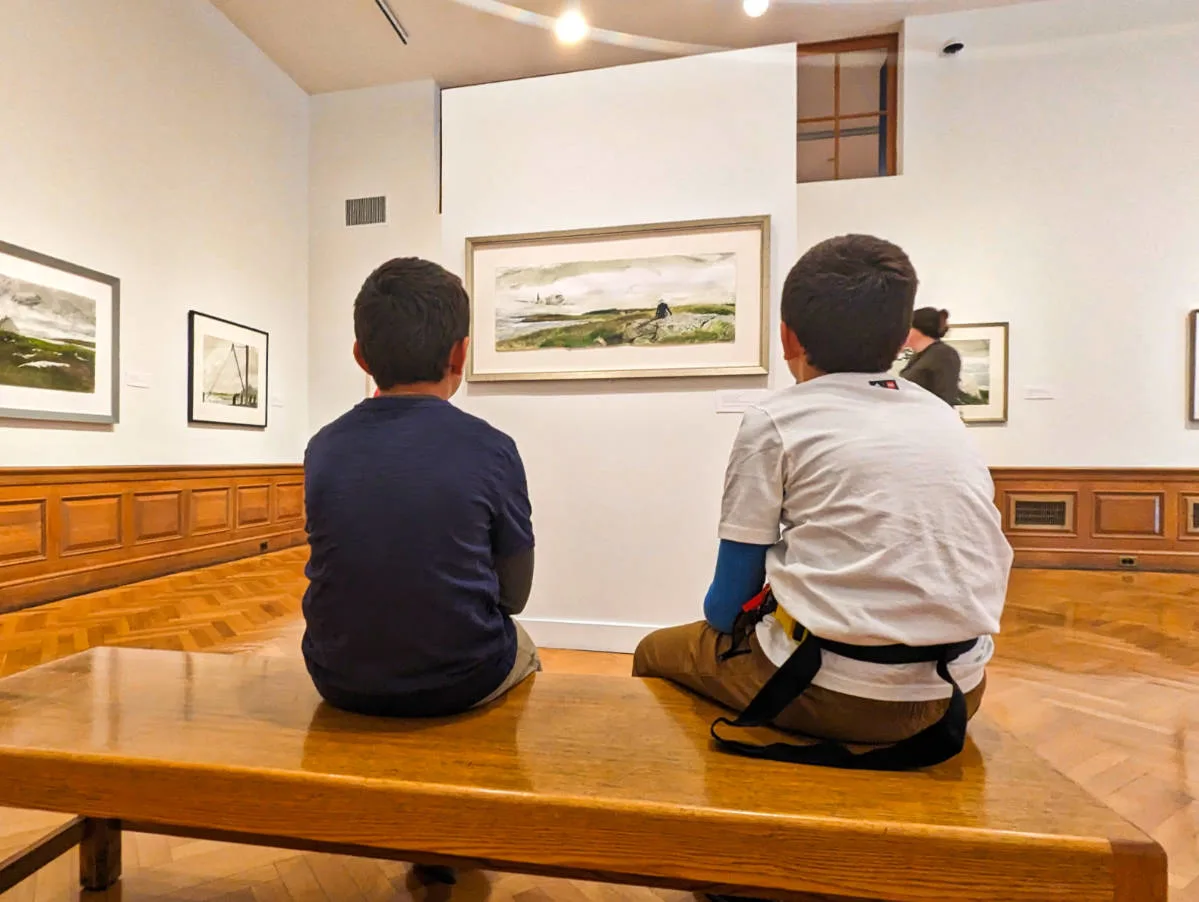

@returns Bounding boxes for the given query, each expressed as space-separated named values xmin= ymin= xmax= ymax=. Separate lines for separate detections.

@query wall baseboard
xmin=0 ymin=465 xmax=306 ymax=613
xmin=517 ymin=617 xmax=664 ymax=654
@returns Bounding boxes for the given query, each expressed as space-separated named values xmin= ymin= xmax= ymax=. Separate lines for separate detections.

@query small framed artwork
xmin=1187 ymin=311 xmax=1199 ymax=422
xmin=465 ymin=215 xmax=770 ymax=383
xmin=0 ymin=239 xmax=120 ymax=425
xmin=946 ymin=322 xmax=1009 ymax=424
xmin=188 ymin=311 xmax=268 ymax=428
xmin=893 ymin=321 xmax=1009 ymax=424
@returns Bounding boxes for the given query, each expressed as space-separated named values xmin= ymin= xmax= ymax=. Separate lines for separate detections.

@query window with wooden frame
xmin=797 ymin=34 xmax=899 ymax=183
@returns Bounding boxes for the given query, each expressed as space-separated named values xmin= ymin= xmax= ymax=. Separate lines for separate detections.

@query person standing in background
xmin=901 ymin=307 xmax=961 ymax=407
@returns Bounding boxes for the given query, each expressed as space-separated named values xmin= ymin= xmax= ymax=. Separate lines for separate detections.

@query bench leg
xmin=0 ymin=818 xmax=86 ymax=895
xmin=79 ymin=818 xmax=122 ymax=892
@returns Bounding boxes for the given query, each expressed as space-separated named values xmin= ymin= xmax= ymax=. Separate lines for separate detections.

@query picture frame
xmin=465 ymin=215 xmax=771 ymax=383
xmin=187 ymin=311 xmax=269 ymax=428
xmin=0 ymin=239 xmax=120 ymax=425
xmin=894 ymin=321 xmax=1009 ymax=424
xmin=1188 ymin=310 xmax=1199 ymax=423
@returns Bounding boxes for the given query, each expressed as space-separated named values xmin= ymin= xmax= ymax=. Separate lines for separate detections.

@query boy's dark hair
xmin=912 ymin=307 xmax=950 ymax=340
xmin=354 ymin=257 xmax=470 ymax=388
xmin=781 ymin=235 xmax=918 ymax=373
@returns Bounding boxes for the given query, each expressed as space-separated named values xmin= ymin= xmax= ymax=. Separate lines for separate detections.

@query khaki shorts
xmin=633 ymin=620 xmax=985 ymax=745
xmin=473 ymin=621 xmax=541 ymax=708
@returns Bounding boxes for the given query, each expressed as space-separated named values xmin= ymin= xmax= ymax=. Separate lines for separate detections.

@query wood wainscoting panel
xmin=0 ymin=500 xmax=46 ymax=565
xmin=993 ymin=468 xmax=1199 ymax=571
xmin=1093 ymin=492 xmax=1163 ymax=537
xmin=0 ymin=466 xmax=305 ymax=613
xmin=191 ymin=488 xmax=231 ymax=535
xmin=133 ymin=492 xmax=184 ymax=544
xmin=276 ymin=482 xmax=304 ymax=523
xmin=236 ymin=485 xmax=271 ymax=527
xmin=60 ymin=496 xmax=122 ymax=556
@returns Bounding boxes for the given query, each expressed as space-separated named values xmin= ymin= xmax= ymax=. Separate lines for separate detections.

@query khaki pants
xmin=633 ymin=621 xmax=985 ymax=745
xmin=473 ymin=621 xmax=541 ymax=708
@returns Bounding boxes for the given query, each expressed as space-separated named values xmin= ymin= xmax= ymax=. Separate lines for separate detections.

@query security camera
xmin=941 ymin=39 xmax=965 ymax=56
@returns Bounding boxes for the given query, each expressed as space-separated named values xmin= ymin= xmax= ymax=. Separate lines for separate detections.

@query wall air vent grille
xmin=345 ymin=196 xmax=386 ymax=226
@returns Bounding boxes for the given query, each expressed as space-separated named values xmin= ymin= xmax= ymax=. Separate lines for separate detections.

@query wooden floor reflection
xmin=0 ymin=551 xmax=1195 ymax=900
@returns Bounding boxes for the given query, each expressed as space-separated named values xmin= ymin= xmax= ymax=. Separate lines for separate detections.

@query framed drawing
xmin=893 ymin=321 xmax=1009 ymax=424
xmin=465 ymin=215 xmax=770 ymax=383
xmin=188 ymin=311 xmax=268 ymax=428
xmin=1188 ymin=311 xmax=1199 ymax=422
xmin=0 ymin=240 xmax=119 ymax=424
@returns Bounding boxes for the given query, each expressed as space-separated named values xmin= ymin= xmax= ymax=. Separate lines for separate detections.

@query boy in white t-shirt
xmin=633 ymin=234 xmax=1013 ymax=752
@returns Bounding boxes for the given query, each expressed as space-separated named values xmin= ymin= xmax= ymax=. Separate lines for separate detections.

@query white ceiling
xmin=211 ymin=0 xmax=1042 ymax=94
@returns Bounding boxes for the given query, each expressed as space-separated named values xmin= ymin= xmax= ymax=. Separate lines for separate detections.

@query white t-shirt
xmin=720 ymin=373 xmax=1013 ymax=702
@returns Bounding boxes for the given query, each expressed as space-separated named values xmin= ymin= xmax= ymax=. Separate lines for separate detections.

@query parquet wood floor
xmin=1 ymin=551 xmax=1196 ymax=901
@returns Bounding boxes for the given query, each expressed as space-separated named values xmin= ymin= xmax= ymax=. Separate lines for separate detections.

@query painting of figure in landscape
xmin=494 ymin=253 xmax=737 ymax=352
xmin=467 ymin=215 xmax=768 ymax=382
xmin=0 ymin=273 xmax=97 ymax=394
xmin=201 ymin=335 xmax=260 ymax=408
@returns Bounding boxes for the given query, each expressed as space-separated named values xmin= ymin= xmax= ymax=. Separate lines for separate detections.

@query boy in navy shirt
xmin=302 ymin=257 xmax=540 ymax=721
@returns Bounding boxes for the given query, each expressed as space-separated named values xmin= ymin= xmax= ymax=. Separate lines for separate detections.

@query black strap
xmin=710 ymin=628 xmax=973 ymax=771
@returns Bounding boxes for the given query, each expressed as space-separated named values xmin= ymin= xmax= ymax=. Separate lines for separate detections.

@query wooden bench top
xmin=0 ymin=647 xmax=1165 ymax=902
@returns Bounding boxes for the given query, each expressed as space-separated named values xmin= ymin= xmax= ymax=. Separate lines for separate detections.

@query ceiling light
xmin=743 ymin=0 xmax=770 ymax=17
xmin=554 ymin=8 xmax=590 ymax=44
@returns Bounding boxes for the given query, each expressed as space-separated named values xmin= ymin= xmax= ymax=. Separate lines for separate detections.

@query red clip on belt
xmin=742 ymin=585 xmax=771 ymax=613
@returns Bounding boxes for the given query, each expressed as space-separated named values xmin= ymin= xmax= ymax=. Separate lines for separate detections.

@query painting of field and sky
xmin=0 ymin=240 xmax=118 ymax=425
xmin=0 ymin=273 xmax=97 ymax=394
xmin=494 ymin=253 xmax=737 ymax=352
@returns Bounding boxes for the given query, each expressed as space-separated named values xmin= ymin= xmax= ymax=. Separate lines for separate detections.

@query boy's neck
xmin=378 ymin=380 xmax=454 ymax=401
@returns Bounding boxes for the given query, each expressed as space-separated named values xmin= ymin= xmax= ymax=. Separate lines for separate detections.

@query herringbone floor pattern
xmin=1 ymin=550 xmax=1196 ymax=900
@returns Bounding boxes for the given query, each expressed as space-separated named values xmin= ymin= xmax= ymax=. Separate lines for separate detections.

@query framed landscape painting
xmin=0 ymin=240 xmax=119 ymax=424
xmin=465 ymin=215 xmax=770 ymax=382
xmin=188 ymin=311 xmax=268 ymax=428
xmin=893 ymin=321 xmax=1009 ymax=424
xmin=945 ymin=322 xmax=1009 ymax=423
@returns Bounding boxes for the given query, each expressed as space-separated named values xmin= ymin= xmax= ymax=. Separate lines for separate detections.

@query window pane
xmin=798 ymin=136 xmax=836 ymax=183
xmin=838 ymin=48 xmax=888 ymax=117
xmin=797 ymin=53 xmax=835 ymax=120
xmin=840 ymin=131 xmax=886 ymax=180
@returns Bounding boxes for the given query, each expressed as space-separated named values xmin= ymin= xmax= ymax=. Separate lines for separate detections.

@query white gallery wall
xmin=308 ymin=81 xmax=442 ymax=433
xmin=0 ymin=0 xmax=309 ymax=466
xmin=441 ymin=46 xmax=798 ymax=649
xmin=800 ymin=0 xmax=1199 ymax=467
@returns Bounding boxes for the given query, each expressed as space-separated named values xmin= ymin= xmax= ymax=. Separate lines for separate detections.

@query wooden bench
xmin=0 ymin=647 xmax=1166 ymax=901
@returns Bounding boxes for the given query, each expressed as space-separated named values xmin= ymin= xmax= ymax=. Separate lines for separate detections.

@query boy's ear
xmin=780 ymin=323 xmax=805 ymax=362
xmin=447 ymin=336 xmax=470 ymax=377
xmin=352 ymin=340 xmax=372 ymax=376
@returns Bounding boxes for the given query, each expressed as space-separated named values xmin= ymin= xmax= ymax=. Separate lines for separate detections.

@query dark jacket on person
xmin=900 ymin=340 xmax=961 ymax=407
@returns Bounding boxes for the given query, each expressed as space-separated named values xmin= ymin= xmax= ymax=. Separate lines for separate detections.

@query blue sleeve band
xmin=703 ymin=539 xmax=769 ymax=634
